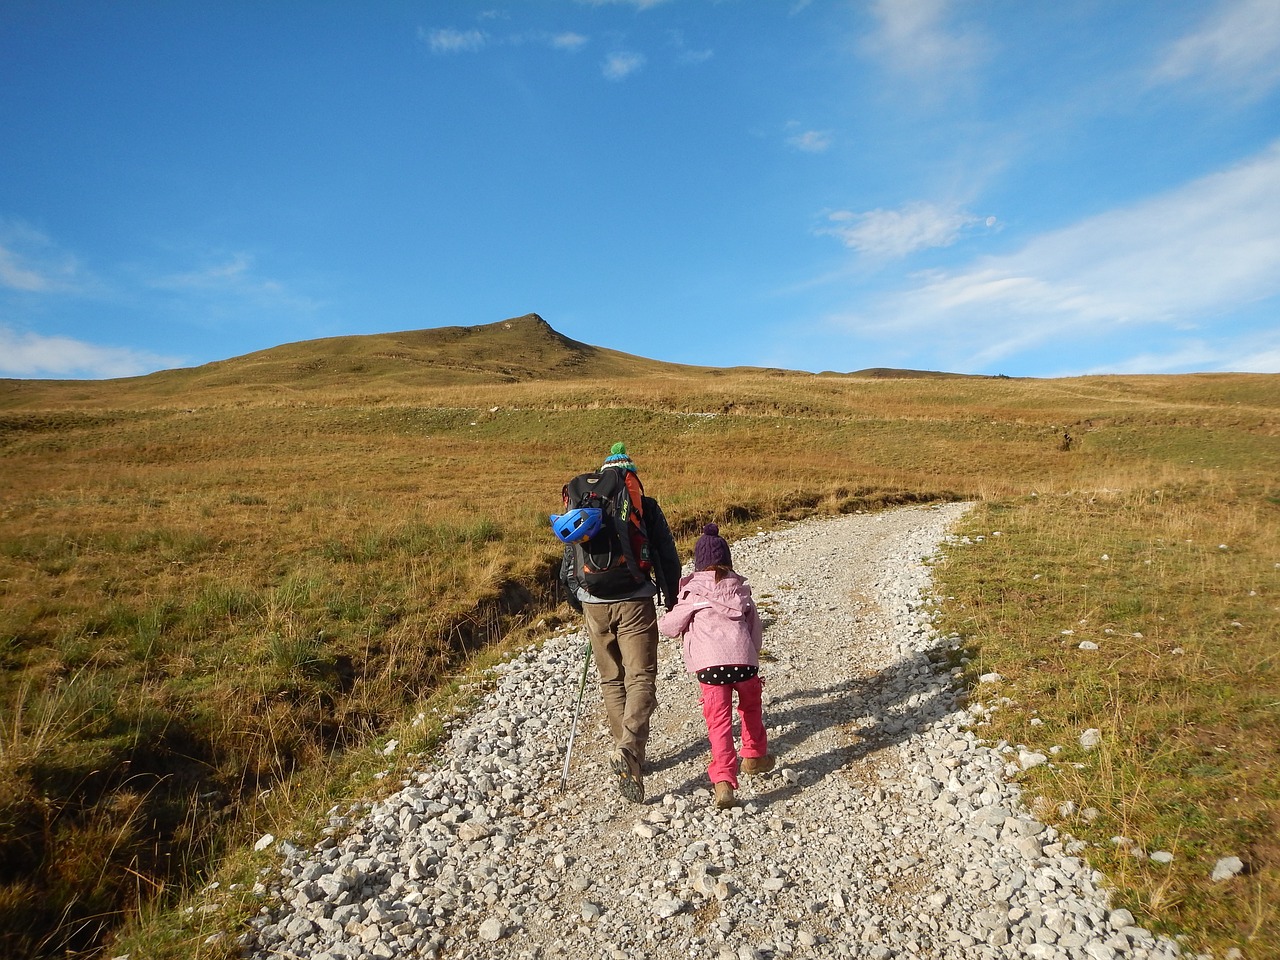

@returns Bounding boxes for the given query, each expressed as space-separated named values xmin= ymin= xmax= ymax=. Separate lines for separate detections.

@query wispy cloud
xmin=819 ymin=201 xmax=984 ymax=258
xmin=837 ymin=141 xmax=1280 ymax=367
xmin=154 ymin=253 xmax=255 ymax=290
xmin=786 ymin=127 xmax=833 ymax=153
xmin=578 ymin=0 xmax=671 ymax=9
xmin=551 ymin=32 xmax=589 ymax=52
xmin=149 ymin=252 xmax=322 ymax=312
xmin=422 ymin=27 xmax=487 ymax=54
xmin=1227 ymin=342 xmax=1280 ymax=373
xmin=0 ymin=225 xmax=320 ymax=377
xmin=1077 ymin=335 xmax=1280 ymax=376
xmin=0 ymin=222 xmax=83 ymax=293
xmin=0 ymin=326 xmax=182 ymax=379
xmin=861 ymin=0 xmax=986 ymax=81
xmin=668 ymin=29 xmax=712 ymax=65
xmin=423 ymin=25 xmax=591 ymax=55
xmin=1152 ymin=0 xmax=1280 ymax=97
xmin=0 ymin=245 xmax=56 ymax=292
xmin=603 ymin=51 xmax=645 ymax=81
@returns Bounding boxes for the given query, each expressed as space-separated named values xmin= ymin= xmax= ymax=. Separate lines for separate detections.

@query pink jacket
xmin=658 ymin=570 xmax=763 ymax=674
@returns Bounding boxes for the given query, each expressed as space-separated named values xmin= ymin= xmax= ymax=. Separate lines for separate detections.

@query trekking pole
xmin=559 ymin=641 xmax=593 ymax=792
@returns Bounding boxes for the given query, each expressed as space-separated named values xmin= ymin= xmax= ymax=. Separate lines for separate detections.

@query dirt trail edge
xmin=234 ymin=504 xmax=1191 ymax=960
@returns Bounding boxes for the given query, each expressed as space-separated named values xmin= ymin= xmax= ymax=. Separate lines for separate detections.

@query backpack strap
xmin=603 ymin=469 xmax=650 ymax=584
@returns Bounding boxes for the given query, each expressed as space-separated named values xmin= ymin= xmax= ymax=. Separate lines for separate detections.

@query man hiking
xmin=554 ymin=442 xmax=680 ymax=803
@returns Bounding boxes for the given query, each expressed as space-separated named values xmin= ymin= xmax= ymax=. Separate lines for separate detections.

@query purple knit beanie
xmin=694 ymin=523 xmax=732 ymax=571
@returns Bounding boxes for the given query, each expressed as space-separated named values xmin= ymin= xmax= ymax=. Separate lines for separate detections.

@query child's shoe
xmin=713 ymin=782 xmax=735 ymax=809
xmin=741 ymin=754 xmax=775 ymax=775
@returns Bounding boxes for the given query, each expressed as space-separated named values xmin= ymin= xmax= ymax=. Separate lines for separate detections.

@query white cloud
xmin=427 ymin=26 xmax=589 ymax=54
xmin=579 ymin=0 xmax=671 ymax=9
xmin=602 ymin=52 xmax=645 ymax=81
xmin=421 ymin=25 xmax=602 ymax=58
xmin=861 ymin=0 xmax=985 ymax=80
xmin=423 ymin=27 xmax=487 ymax=54
xmin=842 ymin=141 xmax=1280 ymax=366
xmin=0 ymin=326 xmax=182 ymax=379
xmin=819 ymin=201 xmax=981 ymax=258
xmin=551 ymin=32 xmax=589 ymax=51
xmin=1153 ymin=0 xmax=1280 ymax=96
xmin=787 ymin=129 xmax=832 ymax=153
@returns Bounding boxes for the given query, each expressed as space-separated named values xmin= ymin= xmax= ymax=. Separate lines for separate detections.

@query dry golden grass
xmin=0 ymin=315 xmax=1276 ymax=958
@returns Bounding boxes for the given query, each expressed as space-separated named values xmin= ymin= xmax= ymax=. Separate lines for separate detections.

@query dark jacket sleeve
xmin=642 ymin=496 xmax=681 ymax=609
xmin=559 ymin=544 xmax=583 ymax=612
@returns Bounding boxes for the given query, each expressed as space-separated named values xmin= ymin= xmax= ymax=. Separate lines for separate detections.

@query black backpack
xmin=562 ymin=470 xmax=652 ymax=598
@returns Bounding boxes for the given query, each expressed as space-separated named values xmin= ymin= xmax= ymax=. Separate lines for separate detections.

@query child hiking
xmin=658 ymin=523 xmax=774 ymax=809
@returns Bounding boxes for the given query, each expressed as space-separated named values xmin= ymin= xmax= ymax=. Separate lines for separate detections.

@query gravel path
xmin=235 ymin=504 xmax=1193 ymax=960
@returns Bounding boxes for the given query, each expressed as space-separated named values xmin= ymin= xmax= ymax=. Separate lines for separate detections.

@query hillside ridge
xmin=0 ymin=313 xmax=717 ymax=408
xmin=0 ymin=313 xmax=986 ymax=411
xmin=6 ymin=314 xmax=1274 ymax=417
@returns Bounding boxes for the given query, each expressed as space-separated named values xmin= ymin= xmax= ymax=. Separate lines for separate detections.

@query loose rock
xmin=1212 ymin=856 xmax=1245 ymax=882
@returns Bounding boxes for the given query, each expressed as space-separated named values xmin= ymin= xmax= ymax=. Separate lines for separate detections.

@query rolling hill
xmin=0 ymin=314 xmax=726 ymax=409
xmin=0 ymin=313 xmax=988 ymax=411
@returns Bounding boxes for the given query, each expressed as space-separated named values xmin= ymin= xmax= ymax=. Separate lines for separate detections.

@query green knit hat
xmin=602 ymin=441 xmax=636 ymax=472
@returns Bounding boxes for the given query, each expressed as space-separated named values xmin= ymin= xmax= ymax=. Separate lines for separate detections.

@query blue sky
xmin=2 ymin=1 xmax=1279 ymax=380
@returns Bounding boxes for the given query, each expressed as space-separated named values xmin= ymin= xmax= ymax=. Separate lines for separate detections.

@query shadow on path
xmin=649 ymin=640 xmax=962 ymax=806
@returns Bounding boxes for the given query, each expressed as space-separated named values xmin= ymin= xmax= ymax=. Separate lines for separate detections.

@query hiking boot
xmin=610 ymin=748 xmax=644 ymax=803
xmin=714 ymin=782 xmax=736 ymax=809
xmin=741 ymin=754 xmax=776 ymax=775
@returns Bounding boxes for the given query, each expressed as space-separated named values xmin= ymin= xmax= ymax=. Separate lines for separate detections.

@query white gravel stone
xmin=1212 ymin=856 xmax=1244 ymax=881
xmin=1018 ymin=750 xmax=1049 ymax=770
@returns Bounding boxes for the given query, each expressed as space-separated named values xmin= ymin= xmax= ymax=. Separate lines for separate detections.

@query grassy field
xmin=933 ymin=483 xmax=1279 ymax=951
xmin=0 ymin=315 xmax=1275 ymax=958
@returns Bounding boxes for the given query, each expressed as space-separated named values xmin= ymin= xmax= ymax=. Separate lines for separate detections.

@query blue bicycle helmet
xmin=550 ymin=507 xmax=603 ymax=544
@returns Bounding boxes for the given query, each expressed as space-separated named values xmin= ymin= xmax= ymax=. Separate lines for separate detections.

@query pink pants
xmin=699 ymin=675 xmax=767 ymax=789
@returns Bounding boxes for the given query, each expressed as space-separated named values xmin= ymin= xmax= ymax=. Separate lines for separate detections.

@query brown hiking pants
xmin=582 ymin=597 xmax=659 ymax=766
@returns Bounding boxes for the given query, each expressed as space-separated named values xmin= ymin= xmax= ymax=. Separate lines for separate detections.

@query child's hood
xmin=676 ymin=570 xmax=755 ymax=620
